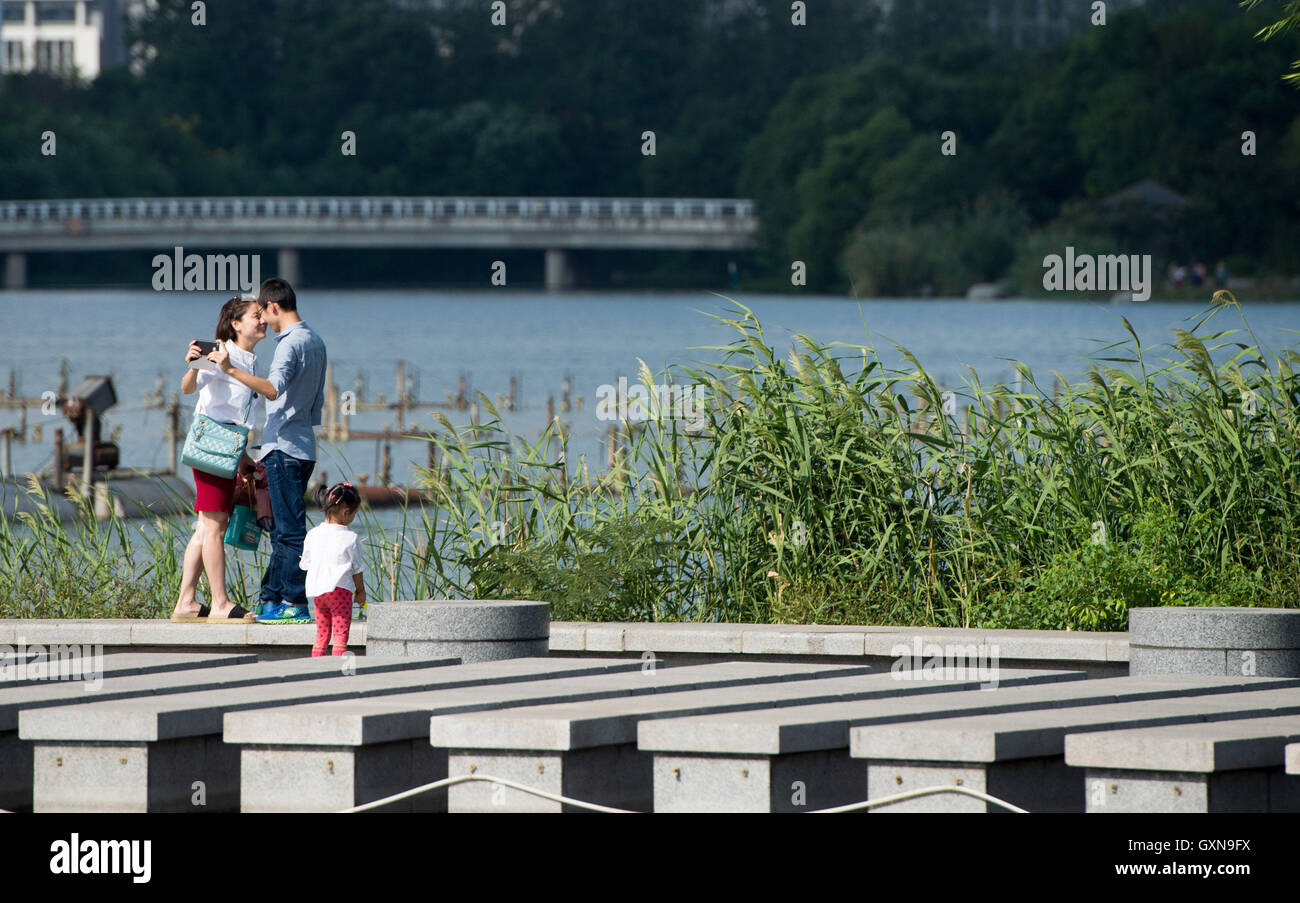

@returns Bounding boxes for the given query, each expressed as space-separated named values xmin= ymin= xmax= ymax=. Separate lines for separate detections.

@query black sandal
xmin=204 ymin=603 xmax=256 ymax=622
xmin=170 ymin=604 xmax=211 ymax=623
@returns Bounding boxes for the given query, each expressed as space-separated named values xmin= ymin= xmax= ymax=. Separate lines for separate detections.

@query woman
xmin=170 ymin=296 xmax=266 ymax=622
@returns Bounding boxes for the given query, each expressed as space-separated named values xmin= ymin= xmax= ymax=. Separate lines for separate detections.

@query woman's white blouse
xmin=194 ymin=341 xmax=260 ymax=428
xmin=299 ymin=523 xmax=365 ymax=597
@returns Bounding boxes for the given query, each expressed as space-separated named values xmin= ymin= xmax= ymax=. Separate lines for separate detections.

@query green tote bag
xmin=224 ymin=475 xmax=261 ymax=551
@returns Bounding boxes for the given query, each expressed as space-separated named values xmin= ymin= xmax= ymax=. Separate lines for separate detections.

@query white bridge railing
xmin=0 ymin=196 xmax=756 ymax=225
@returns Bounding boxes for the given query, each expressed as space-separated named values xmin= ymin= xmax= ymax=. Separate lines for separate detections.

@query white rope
xmin=336 ymin=774 xmax=1027 ymax=814
xmin=338 ymin=773 xmax=637 ymax=813
xmin=811 ymin=784 xmax=1028 ymax=813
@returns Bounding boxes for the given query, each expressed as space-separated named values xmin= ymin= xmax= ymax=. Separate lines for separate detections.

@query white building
xmin=1 ymin=1 xmax=104 ymax=78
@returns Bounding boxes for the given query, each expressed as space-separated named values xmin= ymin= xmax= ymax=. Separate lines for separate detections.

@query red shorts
xmin=193 ymin=467 xmax=236 ymax=513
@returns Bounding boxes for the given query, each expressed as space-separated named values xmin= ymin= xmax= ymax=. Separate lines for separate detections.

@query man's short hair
xmin=258 ymin=277 xmax=297 ymax=312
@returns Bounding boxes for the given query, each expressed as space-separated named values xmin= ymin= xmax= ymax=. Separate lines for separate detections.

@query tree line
xmin=0 ymin=0 xmax=1294 ymax=293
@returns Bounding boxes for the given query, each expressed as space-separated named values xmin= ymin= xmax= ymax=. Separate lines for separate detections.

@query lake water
xmin=3 ymin=289 xmax=1299 ymax=536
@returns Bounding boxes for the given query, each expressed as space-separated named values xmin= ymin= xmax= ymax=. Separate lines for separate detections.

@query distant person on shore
xmin=210 ymin=277 xmax=327 ymax=624
xmin=171 ymin=295 xmax=265 ymax=622
xmin=300 ymin=482 xmax=365 ymax=656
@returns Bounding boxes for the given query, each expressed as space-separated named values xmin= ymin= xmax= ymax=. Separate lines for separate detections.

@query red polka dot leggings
xmin=312 ymin=587 xmax=354 ymax=657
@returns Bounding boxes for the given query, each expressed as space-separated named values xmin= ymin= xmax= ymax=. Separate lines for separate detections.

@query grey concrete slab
xmin=449 ymin=745 xmax=648 ymax=813
xmin=852 ymin=687 xmax=1300 ymax=813
xmin=642 ymin=675 xmax=1300 ymax=812
xmin=0 ymin=653 xmax=466 ymax=811
xmin=227 ymin=660 xmax=882 ymax=747
xmin=1064 ymin=714 xmax=1300 ymax=773
xmin=639 ymin=675 xmax=1300 ymax=756
xmin=428 ymin=668 xmax=1079 ymax=752
xmin=852 ymin=686 xmax=1300 ymax=765
xmin=231 ymin=661 xmax=888 ymax=812
xmin=548 ymin=623 xmax=586 ymax=652
xmin=0 ymin=653 xmax=461 ymax=732
xmin=24 ymin=657 xmax=465 ymax=812
xmin=1 ymin=652 xmax=258 ymax=686
xmin=432 ymin=668 xmax=1080 ymax=813
xmin=653 ymin=748 xmax=868 ymax=813
xmin=866 ymin=755 xmax=1077 ymax=813
xmin=1079 ymin=767 xmax=1300 ymax=813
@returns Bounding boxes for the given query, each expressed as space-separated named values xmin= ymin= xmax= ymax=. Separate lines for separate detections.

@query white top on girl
xmin=194 ymin=341 xmax=260 ymax=428
xmin=299 ymin=523 xmax=365 ymax=598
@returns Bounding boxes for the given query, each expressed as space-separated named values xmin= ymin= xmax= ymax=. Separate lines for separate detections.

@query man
xmin=214 ymin=277 xmax=326 ymax=623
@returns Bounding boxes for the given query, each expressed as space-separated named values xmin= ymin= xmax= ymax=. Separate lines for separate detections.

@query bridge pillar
xmin=277 ymin=248 xmax=301 ymax=288
xmin=544 ymin=248 xmax=572 ymax=292
xmin=3 ymin=252 xmax=26 ymax=291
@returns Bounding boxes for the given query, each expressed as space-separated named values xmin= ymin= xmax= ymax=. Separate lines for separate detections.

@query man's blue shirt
xmin=261 ymin=320 xmax=326 ymax=461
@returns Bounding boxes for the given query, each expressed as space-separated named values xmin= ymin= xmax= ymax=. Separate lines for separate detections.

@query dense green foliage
xmin=745 ymin=6 xmax=1300 ymax=292
xmin=2 ymin=1 xmax=1295 ymax=291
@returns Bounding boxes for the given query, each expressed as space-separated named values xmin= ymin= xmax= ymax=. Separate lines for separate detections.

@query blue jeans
xmin=259 ymin=450 xmax=315 ymax=609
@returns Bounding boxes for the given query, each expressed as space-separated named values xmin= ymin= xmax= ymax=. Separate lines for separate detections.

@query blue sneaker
xmin=256 ymin=602 xmax=313 ymax=624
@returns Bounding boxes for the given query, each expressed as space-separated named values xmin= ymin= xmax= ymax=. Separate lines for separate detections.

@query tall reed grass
xmin=412 ymin=292 xmax=1300 ymax=629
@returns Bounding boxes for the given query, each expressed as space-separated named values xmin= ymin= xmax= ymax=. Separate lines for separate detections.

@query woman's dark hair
xmin=316 ymin=481 xmax=361 ymax=518
xmin=215 ymin=295 xmax=258 ymax=342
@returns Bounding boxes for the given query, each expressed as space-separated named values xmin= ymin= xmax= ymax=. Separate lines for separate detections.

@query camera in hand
xmin=189 ymin=339 xmax=221 ymax=371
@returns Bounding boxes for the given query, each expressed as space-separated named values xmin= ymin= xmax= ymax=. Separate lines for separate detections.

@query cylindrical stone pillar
xmin=367 ymin=600 xmax=549 ymax=663
xmin=1129 ymin=607 xmax=1300 ymax=677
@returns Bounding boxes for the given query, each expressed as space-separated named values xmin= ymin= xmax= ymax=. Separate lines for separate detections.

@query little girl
xmin=299 ymin=482 xmax=366 ymax=656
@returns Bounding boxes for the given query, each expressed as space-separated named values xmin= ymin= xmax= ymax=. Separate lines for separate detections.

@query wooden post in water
xmin=381 ymin=440 xmax=392 ymax=486
xmin=395 ymin=361 xmax=405 ymax=432
xmin=509 ymin=374 xmax=518 ymax=411
xmin=562 ymin=375 xmax=571 ymax=413
xmin=58 ymin=360 xmax=68 ymax=396
xmin=82 ymin=405 xmax=94 ymax=487
xmin=53 ymin=428 xmax=64 ymax=490
xmin=323 ymin=362 xmax=336 ymax=442
xmin=167 ymin=392 xmax=180 ymax=474
xmin=1 ymin=428 xmax=11 ymax=479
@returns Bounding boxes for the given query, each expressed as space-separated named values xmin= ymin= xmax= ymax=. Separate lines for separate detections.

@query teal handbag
xmin=182 ymin=390 xmax=255 ymax=479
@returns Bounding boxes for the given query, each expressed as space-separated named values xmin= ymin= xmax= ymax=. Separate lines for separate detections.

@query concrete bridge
xmin=0 ymin=195 xmax=759 ymax=291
